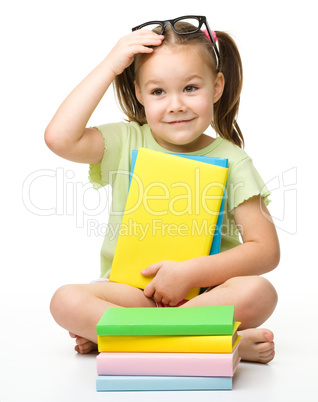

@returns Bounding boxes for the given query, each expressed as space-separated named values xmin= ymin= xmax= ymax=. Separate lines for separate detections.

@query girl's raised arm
xmin=44 ymin=30 xmax=164 ymax=164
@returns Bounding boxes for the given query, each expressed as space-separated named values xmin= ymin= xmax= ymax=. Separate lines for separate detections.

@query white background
xmin=1 ymin=0 xmax=317 ymax=401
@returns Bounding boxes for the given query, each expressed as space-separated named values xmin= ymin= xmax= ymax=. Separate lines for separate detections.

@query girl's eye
xmin=184 ymin=85 xmax=197 ymax=93
xmin=152 ymin=89 xmax=165 ymax=96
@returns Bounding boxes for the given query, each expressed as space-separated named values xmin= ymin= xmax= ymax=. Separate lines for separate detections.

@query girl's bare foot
xmin=69 ymin=332 xmax=97 ymax=354
xmin=238 ymin=328 xmax=275 ymax=363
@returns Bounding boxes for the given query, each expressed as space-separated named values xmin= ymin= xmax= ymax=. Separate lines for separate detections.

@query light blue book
xmin=129 ymin=150 xmax=228 ymax=255
xmin=96 ymin=375 xmax=233 ymax=391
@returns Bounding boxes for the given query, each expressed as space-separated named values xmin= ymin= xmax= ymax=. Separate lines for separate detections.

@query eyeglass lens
xmin=172 ymin=17 xmax=201 ymax=33
xmin=137 ymin=17 xmax=201 ymax=35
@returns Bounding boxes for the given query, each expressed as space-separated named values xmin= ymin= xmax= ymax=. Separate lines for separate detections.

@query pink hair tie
xmin=203 ymin=29 xmax=217 ymax=43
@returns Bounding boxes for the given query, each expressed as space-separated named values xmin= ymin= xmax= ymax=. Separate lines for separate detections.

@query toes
xmin=259 ymin=349 xmax=275 ymax=364
xmin=238 ymin=328 xmax=276 ymax=363
xmin=257 ymin=340 xmax=275 ymax=363
xmin=262 ymin=329 xmax=274 ymax=343
xmin=73 ymin=337 xmax=97 ymax=354
xmin=69 ymin=333 xmax=94 ymax=353
xmin=240 ymin=328 xmax=274 ymax=343
xmin=259 ymin=345 xmax=275 ymax=357
xmin=252 ymin=328 xmax=274 ymax=343
xmin=75 ymin=336 xmax=87 ymax=346
xmin=78 ymin=344 xmax=90 ymax=353
xmin=74 ymin=342 xmax=89 ymax=353
xmin=257 ymin=340 xmax=275 ymax=353
xmin=76 ymin=341 xmax=96 ymax=354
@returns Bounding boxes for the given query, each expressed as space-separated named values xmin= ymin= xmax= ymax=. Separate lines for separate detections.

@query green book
xmin=96 ymin=306 xmax=235 ymax=336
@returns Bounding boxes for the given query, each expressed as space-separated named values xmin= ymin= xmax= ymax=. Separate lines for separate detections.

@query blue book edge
xmin=96 ymin=375 xmax=232 ymax=391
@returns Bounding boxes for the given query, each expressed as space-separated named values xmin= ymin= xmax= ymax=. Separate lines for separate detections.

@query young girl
xmin=46 ymin=16 xmax=279 ymax=363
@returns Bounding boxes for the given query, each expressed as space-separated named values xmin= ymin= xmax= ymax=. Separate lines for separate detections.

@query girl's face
xmin=135 ymin=45 xmax=224 ymax=153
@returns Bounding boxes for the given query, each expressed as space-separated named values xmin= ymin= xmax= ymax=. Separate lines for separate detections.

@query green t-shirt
xmin=89 ymin=121 xmax=270 ymax=279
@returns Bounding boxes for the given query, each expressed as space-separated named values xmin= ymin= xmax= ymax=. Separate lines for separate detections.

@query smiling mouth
xmin=167 ymin=119 xmax=194 ymax=125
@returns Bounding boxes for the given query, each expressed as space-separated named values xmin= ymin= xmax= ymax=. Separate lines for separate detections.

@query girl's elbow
xmin=44 ymin=125 xmax=69 ymax=157
xmin=44 ymin=125 xmax=59 ymax=153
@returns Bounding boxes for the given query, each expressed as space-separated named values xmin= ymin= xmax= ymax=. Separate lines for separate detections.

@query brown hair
xmin=114 ymin=23 xmax=244 ymax=148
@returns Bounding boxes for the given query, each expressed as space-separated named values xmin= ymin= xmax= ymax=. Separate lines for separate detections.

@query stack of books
xmin=96 ymin=305 xmax=241 ymax=391
xmin=95 ymin=149 xmax=236 ymax=391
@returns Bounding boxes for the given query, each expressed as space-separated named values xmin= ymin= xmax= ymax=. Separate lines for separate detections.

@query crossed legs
xmin=50 ymin=275 xmax=277 ymax=362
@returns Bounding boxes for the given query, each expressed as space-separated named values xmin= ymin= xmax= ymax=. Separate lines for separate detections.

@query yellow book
xmin=98 ymin=322 xmax=241 ymax=354
xmin=109 ymin=149 xmax=229 ymax=300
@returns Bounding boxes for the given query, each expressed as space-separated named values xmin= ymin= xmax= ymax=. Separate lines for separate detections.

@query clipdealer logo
xmin=22 ymin=166 xmax=297 ymax=236
xmin=261 ymin=167 xmax=297 ymax=235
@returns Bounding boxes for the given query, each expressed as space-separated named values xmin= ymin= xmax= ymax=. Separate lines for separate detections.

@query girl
xmin=46 ymin=16 xmax=280 ymax=363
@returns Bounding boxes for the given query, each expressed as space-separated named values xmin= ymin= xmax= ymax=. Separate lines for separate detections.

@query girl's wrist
xmin=99 ymin=56 xmax=120 ymax=81
xmin=184 ymin=256 xmax=214 ymax=289
xmin=181 ymin=259 xmax=199 ymax=290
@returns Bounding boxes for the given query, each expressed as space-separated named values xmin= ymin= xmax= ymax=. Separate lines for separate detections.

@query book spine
xmin=97 ymin=323 xmax=234 ymax=336
xmin=96 ymin=375 xmax=233 ymax=391
xmin=96 ymin=307 xmax=236 ymax=336
xmin=96 ymin=351 xmax=240 ymax=377
xmin=98 ymin=335 xmax=240 ymax=354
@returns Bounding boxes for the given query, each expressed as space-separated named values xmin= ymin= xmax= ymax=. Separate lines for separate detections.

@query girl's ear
xmin=213 ymin=72 xmax=225 ymax=104
xmin=135 ymin=81 xmax=144 ymax=105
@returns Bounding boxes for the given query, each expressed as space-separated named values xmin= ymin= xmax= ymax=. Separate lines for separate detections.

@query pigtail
xmin=213 ymin=31 xmax=244 ymax=148
xmin=114 ymin=63 xmax=147 ymax=125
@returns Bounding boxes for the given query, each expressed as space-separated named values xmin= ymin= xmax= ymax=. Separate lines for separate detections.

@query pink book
xmin=96 ymin=341 xmax=241 ymax=377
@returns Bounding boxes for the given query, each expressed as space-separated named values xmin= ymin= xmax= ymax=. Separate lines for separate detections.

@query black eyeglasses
xmin=132 ymin=15 xmax=220 ymax=71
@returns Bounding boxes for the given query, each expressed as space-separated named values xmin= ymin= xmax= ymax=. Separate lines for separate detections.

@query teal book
xmin=96 ymin=375 xmax=234 ymax=391
xmin=96 ymin=305 xmax=235 ymax=336
xmin=130 ymin=150 xmax=228 ymax=255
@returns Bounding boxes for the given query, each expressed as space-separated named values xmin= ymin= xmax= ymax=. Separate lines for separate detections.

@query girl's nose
xmin=168 ymin=94 xmax=186 ymax=113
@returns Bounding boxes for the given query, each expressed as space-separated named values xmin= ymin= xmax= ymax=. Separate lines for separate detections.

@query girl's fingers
xmin=141 ymin=262 xmax=162 ymax=276
xmin=123 ymin=31 xmax=164 ymax=50
xmin=107 ymin=32 xmax=164 ymax=75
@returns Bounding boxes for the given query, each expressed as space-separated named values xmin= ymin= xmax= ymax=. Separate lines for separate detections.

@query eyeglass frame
xmin=132 ymin=15 xmax=220 ymax=71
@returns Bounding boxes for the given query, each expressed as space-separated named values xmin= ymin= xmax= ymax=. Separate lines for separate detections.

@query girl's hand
xmin=141 ymin=260 xmax=193 ymax=306
xmin=106 ymin=30 xmax=164 ymax=76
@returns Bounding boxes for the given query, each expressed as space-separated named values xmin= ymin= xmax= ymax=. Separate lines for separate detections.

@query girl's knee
xmin=227 ymin=276 xmax=277 ymax=307
xmin=251 ymin=276 xmax=278 ymax=309
xmin=224 ymin=276 xmax=278 ymax=327
xmin=50 ymin=284 xmax=83 ymax=326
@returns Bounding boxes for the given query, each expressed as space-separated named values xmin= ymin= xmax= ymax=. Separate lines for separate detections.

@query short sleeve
xmin=88 ymin=122 xmax=129 ymax=189
xmin=226 ymin=157 xmax=270 ymax=211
